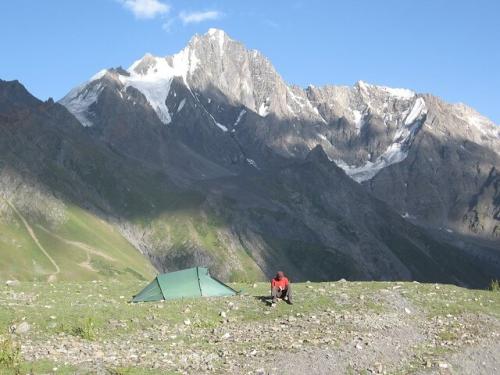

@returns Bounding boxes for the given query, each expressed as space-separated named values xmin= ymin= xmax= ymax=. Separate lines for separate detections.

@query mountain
xmin=0 ymin=80 xmax=156 ymax=281
xmin=60 ymin=29 xmax=500 ymax=239
xmin=1 ymin=29 xmax=499 ymax=286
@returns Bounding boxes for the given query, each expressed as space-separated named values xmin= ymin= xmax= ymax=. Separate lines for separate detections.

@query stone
xmin=404 ymin=308 xmax=411 ymax=314
xmin=220 ymin=311 xmax=227 ymax=318
xmin=15 ymin=321 xmax=31 ymax=334
xmin=184 ymin=319 xmax=191 ymax=326
xmin=5 ymin=280 xmax=20 ymax=287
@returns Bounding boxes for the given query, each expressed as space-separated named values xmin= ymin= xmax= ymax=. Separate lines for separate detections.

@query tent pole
xmin=196 ymin=267 xmax=203 ymax=296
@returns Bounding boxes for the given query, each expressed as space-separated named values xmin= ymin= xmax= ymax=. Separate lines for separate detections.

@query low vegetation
xmin=490 ymin=279 xmax=500 ymax=292
xmin=0 ymin=280 xmax=499 ymax=374
xmin=0 ymin=336 xmax=21 ymax=374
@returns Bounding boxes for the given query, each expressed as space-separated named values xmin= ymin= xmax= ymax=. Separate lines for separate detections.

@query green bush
xmin=0 ymin=336 xmax=21 ymax=373
xmin=70 ymin=317 xmax=97 ymax=340
xmin=490 ymin=279 xmax=500 ymax=292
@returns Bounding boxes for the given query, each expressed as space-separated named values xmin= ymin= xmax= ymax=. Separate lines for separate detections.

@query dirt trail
xmin=36 ymin=225 xmax=117 ymax=262
xmin=0 ymin=195 xmax=60 ymax=281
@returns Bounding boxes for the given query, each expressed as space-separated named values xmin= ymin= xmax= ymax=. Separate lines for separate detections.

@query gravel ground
xmin=1 ymin=281 xmax=499 ymax=374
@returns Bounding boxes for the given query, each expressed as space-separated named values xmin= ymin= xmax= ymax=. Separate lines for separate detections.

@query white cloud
xmin=120 ymin=0 xmax=170 ymax=19
xmin=162 ymin=18 xmax=175 ymax=32
xmin=179 ymin=10 xmax=222 ymax=24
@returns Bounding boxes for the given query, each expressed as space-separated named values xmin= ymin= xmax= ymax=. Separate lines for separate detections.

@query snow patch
xmin=246 ymin=158 xmax=259 ymax=169
xmin=62 ymin=45 xmax=201 ymax=126
xmin=234 ymin=109 xmax=247 ymax=127
xmin=357 ymin=80 xmax=415 ymax=100
xmin=90 ymin=69 xmax=108 ymax=81
xmin=59 ymin=82 xmax=103 ymax=127
xmin=404 ymin=97 xmax=426 ymax=125
xmin=381 ymin=86 xmax=415 ymax=99
xmin=177 ymin=98 xmax=186 ymax=112
xmin=120 ymin=47 xmax=200 ymax=124
xmin=338 ymin=98 xmax=427 ymax=182
xmin=318 ymin=133 xmax=328 ymax=141
xmin=258 ymin=100 xmax=270 ymax=117
xmin=215 ymin=122 xmax=228 ymax=132
xmin=352 ymin=110 xmax=364 ymax=133
xmin=208 ymin=28 xmax=225 ymax=56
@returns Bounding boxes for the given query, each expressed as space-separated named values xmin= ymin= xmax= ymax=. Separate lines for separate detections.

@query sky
xmin=1 ymin=0 xmax=499 ymax=123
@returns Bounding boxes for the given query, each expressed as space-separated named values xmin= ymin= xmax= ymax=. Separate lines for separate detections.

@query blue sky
xmin=1 ymin=0 xmax=499 ymax=123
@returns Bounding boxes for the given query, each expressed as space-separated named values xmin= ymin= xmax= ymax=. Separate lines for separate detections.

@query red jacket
xmin=271 ymin=277 xmax=289 ymax=289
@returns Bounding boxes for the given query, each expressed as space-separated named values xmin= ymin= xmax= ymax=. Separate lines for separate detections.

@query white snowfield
xmin=336 ymin=98 xmax=428 ymax=182
xmin=121 ymin=46 xmax=200 ymax=125
xmin=58 ymin=28 xmax=498 ymax=182
xmin=59 ymin=82 xmax=103 ymax=127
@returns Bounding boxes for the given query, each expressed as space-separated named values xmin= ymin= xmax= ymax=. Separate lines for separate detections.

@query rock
xmin=252 ymin=283 xmax=258 ymax=288
xmin=221 ymin=332 xmax=231 ymax=340
xmin=184 ymin=319 xmax=191 ymax=326
xmin=404 ymin=308 xmax=411 ymax=314
xmin=220 ymin=311 xmax=227 ymax=318
xmin=439 ymin=363 xmax=449 ymax=369
xmin=5 ymin=280 xmax=20 ymax=287
xmin=255 ymin=368 xmax=266 ymax=375
xmin=355 ymin=343 xmax=363 ymax=350
xmin=373 ymin=362 xmax=383 ymax=373
xmin=15 ymin=321 xmax=31 ymax=334
xmin=339 ymin=278 xmax=347 ymax=283
xmin=227 ymin=302 xmax=235 ymax=310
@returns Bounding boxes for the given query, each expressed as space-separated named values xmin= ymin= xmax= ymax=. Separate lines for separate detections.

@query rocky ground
xmin=0 ymin=280 xmax=499 ymax=374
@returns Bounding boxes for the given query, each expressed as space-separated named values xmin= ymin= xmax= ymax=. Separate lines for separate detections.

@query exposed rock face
xmin=59 ymin=29 xmax=499 ymax=240
xmin=1 ymin=29 xmax=499 ymax=286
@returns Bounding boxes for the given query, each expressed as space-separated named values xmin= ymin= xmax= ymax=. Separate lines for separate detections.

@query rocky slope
xmin=1 ymin=29 xmax=499 ymax=286
xmin=60 ymin=29 xmax=500 ymax=240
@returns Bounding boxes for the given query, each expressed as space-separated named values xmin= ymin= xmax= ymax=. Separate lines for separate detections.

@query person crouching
xmin=271 ymin=271 xmax=292 ymax=306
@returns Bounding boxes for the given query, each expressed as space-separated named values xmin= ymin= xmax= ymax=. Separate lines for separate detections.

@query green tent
xmin=132 ymin=267 xmax=238 ymax=302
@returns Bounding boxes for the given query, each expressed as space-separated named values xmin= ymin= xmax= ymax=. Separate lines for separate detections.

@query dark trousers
xmin=271 ymin=285 xmax=292 ymax=303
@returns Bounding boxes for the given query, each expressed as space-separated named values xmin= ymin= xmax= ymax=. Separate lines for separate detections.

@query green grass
xmin=0 ymin=281 xmax=499 ymax=374
xmin=402 ymin=282 xmax=500 ymax=318
xmin=144 ymin=209 xmax=264 ymax=282
xmin=0 ymin=203 xmax=155 ymax=282
xmin=0 ymin=336 xmax=21 ymax=374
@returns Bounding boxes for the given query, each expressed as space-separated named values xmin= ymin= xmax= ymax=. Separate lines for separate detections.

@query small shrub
xmin=70 ymin=317 xmax=97 ymax=340
xmin=0 ymin=336 xmax=21 ymax=373
xmin=490 ymin=279 xmax=500 ymax=292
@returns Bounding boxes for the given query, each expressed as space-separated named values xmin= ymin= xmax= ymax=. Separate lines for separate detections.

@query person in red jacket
xmin=271 ymin=271 xmax=292 ymax=305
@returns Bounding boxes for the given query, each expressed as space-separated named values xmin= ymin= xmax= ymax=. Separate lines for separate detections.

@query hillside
xmin=1 ymin=281 xmax=499 ymax=374
xmin=1 ymin=79 xmax=499 ymax=287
